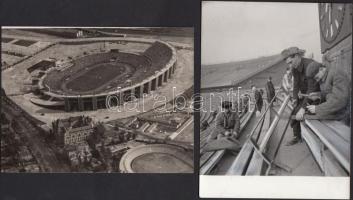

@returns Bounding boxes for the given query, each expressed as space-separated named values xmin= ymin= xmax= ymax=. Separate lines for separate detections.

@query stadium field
xmin=64 ymin=62 xmax=133 ymax=92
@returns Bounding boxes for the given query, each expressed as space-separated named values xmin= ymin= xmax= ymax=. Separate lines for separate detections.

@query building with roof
xmin=51 ymin=116 xmax=95 ymax=146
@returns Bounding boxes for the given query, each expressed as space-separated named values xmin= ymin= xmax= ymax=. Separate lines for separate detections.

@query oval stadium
xmin=31 ymin=41 xmax=177 ymax=112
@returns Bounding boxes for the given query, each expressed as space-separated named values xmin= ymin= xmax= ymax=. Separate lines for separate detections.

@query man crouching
xmin=305 ymin=64 xmax=350 ymax=126
xmin=207 ymin=101 xmax=240 ymax=143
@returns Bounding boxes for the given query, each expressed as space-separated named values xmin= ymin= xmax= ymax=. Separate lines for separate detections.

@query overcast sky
xmin=202 ymin=2 xmax=322 ymax=65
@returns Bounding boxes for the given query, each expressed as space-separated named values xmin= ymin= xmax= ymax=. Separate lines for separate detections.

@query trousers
xmin=290 ymin=98 xmax=321 ymax=138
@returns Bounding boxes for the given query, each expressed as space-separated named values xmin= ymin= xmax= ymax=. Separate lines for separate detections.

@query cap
xmin=281 ymin=47 xmax=305 ymax=60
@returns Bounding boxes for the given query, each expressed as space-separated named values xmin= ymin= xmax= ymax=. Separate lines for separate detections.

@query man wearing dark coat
xmin=281 ymin=47 xmax=321 ymax=145
xmin=242 ymin=95 xmax=250 ymax=113
xmin=265 ymin=76 xmax=276 ymax=103
xmin=252 ymin=85 xmax=263 ymax=113
xmin=207 ymin=101 xmax=240 ymax=143
xmin=306 ymin=64 xmax=350 ymax=126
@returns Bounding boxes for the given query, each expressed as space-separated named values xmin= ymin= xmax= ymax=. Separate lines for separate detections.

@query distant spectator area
xmin=13 ymin=39 xmax=37 ymax=47
xmin=1 ymin=37 xmax=14 ymax=43
xmin=142 ymin=41 xmax=173 ymax=71
xmin=24 ymin=28 xmax=82 ymax=38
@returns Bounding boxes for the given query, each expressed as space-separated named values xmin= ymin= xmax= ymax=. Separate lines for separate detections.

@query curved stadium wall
xmin=35 ymin=40 xmax=177 ymax=112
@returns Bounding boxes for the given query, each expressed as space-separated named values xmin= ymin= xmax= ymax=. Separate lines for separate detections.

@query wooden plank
xmin=200 ymin=151 xmax=215 ymax=167
xmin=301 ymin=123 xmax=325 ymax=172
xmin=321 ymin=120 xmax=350 ymax=143
xmin=200 ymin=111 xmax=206 ymax=122
xmin=245 ymin=104 xmax=271 ymax=175
xmin=205 ymin=111 xmax=213 ymax=122
xmin=226 ymin=140 xmax=253 ymax=175
xmin=244 ymin=150 xmax=264 ymax=175
xmin=323 ymin=149 xmax=348 ymax=176
xmin=305 ymin=120 xmax=350 ymax=172
xmin=204 ymin=111 xmax=211 ymax=122
xmin=200 ymin=150 xmax=226 ymax=175
xmin=240 ymin=112 xmax=249 ymax=124
xmin=200 ymin=128 xmax=213 ymax=145
xmin=226 ymin=111 xmax=264 ymax=175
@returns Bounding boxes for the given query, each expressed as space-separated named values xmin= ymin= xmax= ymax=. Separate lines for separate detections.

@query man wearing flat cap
xmin=207 ymin=101 xmax=240 ymax=143
xmin=305 ymin=64 xmax=350 ymax=126
xmin=281 ymin=47 xmax=321 ymax=145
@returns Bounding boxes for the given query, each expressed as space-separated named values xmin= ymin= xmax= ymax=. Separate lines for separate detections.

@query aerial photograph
xmin=1 ymin=27 xmax=194 ymax=173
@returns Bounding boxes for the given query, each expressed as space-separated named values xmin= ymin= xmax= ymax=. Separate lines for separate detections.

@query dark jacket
xmin=266 ymin=80 xmax=276 ymax=102
xmin=292 ymin=58 xmax=321 ymax=107
xmin=254 ymin=89 xmax=263 ymax=111
xmin=315 ymin=65 xmax=350 ymax=121
xmin=214 ymin=110 xmax=240 ymax=135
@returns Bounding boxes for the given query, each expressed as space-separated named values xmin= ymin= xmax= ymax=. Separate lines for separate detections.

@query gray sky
xmin=202 ymin=2 xmax=322 ymax=65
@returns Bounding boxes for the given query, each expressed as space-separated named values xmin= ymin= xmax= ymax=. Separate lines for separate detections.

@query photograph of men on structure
xmin=1 ymin=27 xmax=194 ymax=173
xmin=199 ymin=1 xmax=351 ymax=180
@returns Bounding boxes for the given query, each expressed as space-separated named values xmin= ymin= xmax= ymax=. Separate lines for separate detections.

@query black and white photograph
xmin=1 ymin=0 xmax=353 ymax=199
xmin=200 ymin=2 xmax=351 ymax=198
xmin=1 ymin=27 xmax=194 ymax=173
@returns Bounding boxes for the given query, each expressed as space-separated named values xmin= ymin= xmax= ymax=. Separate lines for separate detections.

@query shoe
xmin=285 ymin=137 xmax=301 ymax=146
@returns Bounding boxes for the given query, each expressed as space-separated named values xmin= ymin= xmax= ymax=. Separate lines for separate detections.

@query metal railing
xmin=226 ymin=90 xmax=293 ymax=175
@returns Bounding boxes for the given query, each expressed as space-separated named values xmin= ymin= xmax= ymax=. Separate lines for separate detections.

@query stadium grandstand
xmin=32 ymin=41 xmax=177 ymax=112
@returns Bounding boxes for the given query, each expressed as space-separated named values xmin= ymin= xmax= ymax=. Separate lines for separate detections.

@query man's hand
xmin=224 ymin=131 xmax=231 ymax=137
xmin=232 ymin=131 xmax=239 ymax=139
xmin=308 ymin=92 xmax=321 ymax=101
xmin=307 ymin=105 xmax=316 ymax=114
xmin=295 ymin=108 xmax=305 ymax=121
